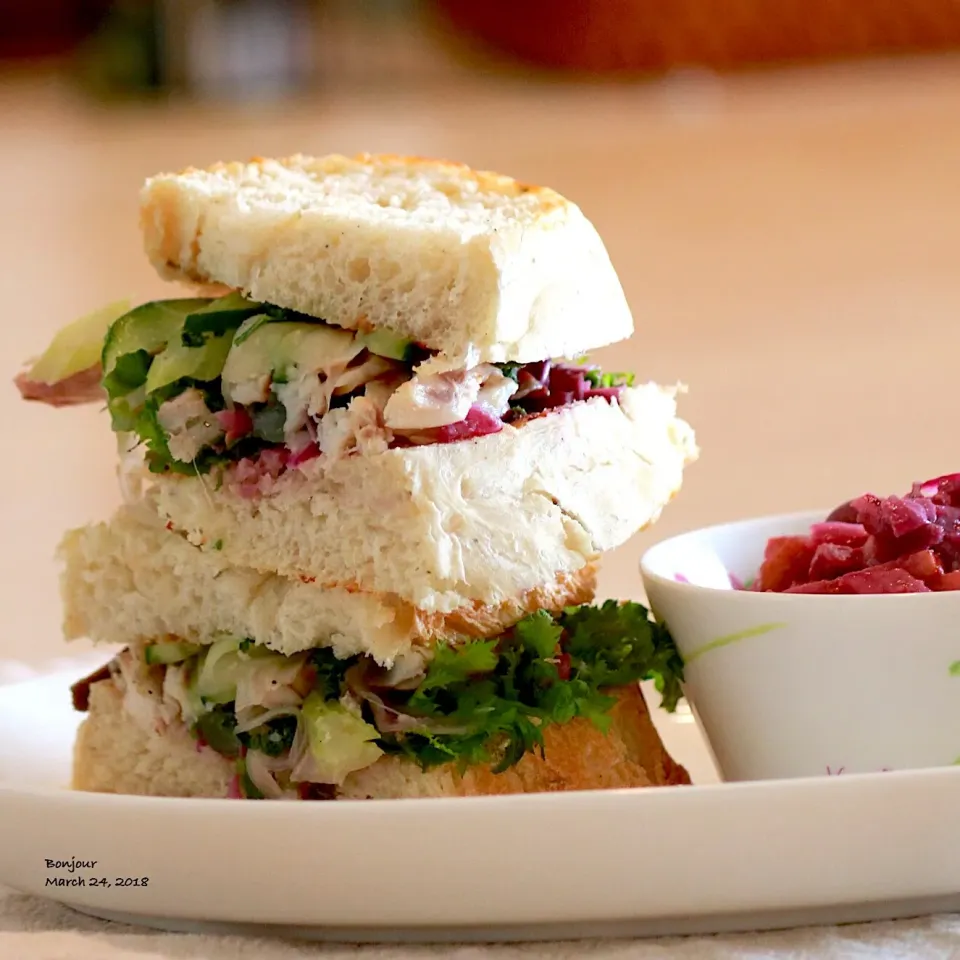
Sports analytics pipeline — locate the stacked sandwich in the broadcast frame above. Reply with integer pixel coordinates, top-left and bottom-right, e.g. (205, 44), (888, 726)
(18, 154), (698, 800)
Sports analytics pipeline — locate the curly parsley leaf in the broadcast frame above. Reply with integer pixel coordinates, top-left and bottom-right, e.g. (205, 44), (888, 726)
(382, 600), (684, 773)
(244, 715), (298, 757)
(413, 640), (498, 695)
(514, 609), (562, 659)
(560, 600), (685, 711)
(309, 648), (356, 701)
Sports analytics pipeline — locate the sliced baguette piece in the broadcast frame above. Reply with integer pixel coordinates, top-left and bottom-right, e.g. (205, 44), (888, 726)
(140, 153), (634, 365)
(149, 384), (697, 613)
(74, 679), (689, 799)
(59, 507), (596, 664)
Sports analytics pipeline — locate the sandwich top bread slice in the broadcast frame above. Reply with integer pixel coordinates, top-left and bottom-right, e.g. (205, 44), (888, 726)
(140, 154), (634, 366)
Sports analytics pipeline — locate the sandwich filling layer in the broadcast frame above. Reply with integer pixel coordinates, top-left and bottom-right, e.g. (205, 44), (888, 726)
(19, 294), (637, 481)
(72, 602), (683, 800)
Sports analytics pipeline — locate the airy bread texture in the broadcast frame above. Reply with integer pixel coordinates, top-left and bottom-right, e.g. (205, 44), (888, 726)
(74, 679), (690, 799)
(150, 385), (697, 613)
(140, 153), (634, 365)
(74, 681), (235, 798)
(59, 507), (596, 663)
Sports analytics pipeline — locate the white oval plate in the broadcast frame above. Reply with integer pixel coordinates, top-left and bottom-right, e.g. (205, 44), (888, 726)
(1, 669), (960, 943)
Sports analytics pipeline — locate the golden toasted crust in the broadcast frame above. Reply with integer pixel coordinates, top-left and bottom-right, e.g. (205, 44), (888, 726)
(165, 153), (563, 206)
(344, 153), (563, 205)
(407, 565), (597, 642)
(142, 153), (567, 287)
(340, 683), (690, 798)
(73, 680), (689, 800)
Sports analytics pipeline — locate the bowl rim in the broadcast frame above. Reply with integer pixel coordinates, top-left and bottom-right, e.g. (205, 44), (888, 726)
(639, 508), (960, 602)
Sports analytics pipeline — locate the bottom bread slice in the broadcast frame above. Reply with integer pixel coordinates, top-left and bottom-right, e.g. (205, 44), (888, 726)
(75, 679), (690, 799)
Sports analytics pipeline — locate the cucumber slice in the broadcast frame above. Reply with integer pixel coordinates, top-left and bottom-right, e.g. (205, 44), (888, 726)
(233, 313), (272, 346)
(221, 322), (358, 395)
(144, 641), (202, 666)
(181, 292), (266, 347)
(103, 296), (252, 406)
(144, 331), (233, 394)
(102, 299), (210, 378)
(27, 300), (130, 385)
(195, 637), (247, 704)
(357, 328), (416, 362)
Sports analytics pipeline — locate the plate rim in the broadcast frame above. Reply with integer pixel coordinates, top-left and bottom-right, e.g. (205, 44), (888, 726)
(5, 664), (960, 937)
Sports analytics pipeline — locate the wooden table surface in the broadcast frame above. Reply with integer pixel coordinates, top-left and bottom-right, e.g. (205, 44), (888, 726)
(3, 56), (960, 665)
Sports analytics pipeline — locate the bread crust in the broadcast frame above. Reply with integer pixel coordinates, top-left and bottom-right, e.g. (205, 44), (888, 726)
(73, 679), (689, 799)
(139, 153), (635, 364)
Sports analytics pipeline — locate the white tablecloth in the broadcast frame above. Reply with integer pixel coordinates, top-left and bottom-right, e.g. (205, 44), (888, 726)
(2, 886), (960, 959)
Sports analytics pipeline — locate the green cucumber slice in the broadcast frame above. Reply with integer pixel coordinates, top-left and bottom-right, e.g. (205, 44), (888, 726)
(101, 299), (210, 378)
(144, 332), (234, 394)
(181, 292), (266, 347)
(144, 641), (202, 666)
(356, 328), (416, 362)
(221, 322), (358, 392)
(28, 300), (130, 384)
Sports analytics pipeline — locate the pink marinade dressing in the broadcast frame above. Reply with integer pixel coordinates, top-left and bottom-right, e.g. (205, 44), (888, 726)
(749, 473), (960, 594)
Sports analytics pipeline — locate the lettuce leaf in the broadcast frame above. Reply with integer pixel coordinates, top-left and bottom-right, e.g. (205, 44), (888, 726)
(301, 693), (383, 783)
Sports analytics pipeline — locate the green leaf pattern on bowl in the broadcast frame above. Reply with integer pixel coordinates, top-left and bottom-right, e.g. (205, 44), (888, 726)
(682, 622), (787, 665)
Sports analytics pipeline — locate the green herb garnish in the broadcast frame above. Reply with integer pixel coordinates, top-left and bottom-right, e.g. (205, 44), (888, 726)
(182, 602), (684, 777)
(245, 716), (298, 757)
(583, 369), (636, 389)
(382, 600), (683, 772)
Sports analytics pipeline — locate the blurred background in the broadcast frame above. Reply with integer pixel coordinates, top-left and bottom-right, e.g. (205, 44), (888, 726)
(2, 1), (960, 668)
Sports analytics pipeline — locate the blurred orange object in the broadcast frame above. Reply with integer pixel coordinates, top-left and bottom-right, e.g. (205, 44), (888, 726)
(434, 0), (960, 73)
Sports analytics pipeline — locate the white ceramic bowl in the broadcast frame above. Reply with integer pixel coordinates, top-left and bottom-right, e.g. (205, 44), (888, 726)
(640, 510), (960, 782)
